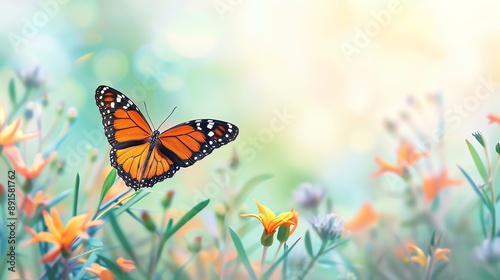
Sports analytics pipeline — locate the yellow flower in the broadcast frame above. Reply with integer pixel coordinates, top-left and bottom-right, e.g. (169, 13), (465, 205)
(404, 244), (451, 270)
(3, 145), (53, 180)
(23, 208), (102, 263)
(116, 256), (136, 272)
(0, 102), (39, 146)
(86, 263), (115, 280)
(240, 200), (295, 235)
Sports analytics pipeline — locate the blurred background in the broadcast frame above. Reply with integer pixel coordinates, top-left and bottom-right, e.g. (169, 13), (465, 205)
(2, 0), (500, 278)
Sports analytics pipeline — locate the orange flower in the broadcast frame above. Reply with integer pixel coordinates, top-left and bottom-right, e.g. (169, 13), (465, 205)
(404, 244), (451, 270)
(344, 203), (379, 232)
(24, 209), (102, 263)
(240, 200), (295, 235)
(422, 171), (462, 202)
(116, 257), (136, 272)
(372, 142), (427, 177)
(487, 114), (500, 125)
(0, 102), (39, 146)
(18, 190), (49, 217)
(3, 145), (52, 179)
(86, 263), (115, 280)
(284, 208), (299, 236)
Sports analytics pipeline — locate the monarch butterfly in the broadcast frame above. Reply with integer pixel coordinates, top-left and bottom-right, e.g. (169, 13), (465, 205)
(95, 85), (239, 191)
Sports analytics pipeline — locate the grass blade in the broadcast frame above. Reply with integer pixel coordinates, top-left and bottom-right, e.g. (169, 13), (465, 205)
(159, 199), (210, 253)
(466, 140), (488, 181)
(229, 227), (257, 280)
(109, 214), (138, 263)
(73, 173), (80, 216)
(96, 169), (116, 215)
(8, 79), (16, 107)
(263, 237), (301, 279)
(73, 251), (97, 280)
(47, 189), (72, 208)
(458, 165), (489, 208)
(98, 255), (133, 280)
(304, 230), (314, 257)
(234, 174), (273, 205)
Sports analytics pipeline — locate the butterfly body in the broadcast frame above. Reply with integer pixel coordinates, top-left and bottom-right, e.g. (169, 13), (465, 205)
(95, 85), (239, 191)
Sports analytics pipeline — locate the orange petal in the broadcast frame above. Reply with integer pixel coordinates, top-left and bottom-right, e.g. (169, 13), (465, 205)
(344, 203), (378, 232)
(371, 157), (403, 177)
(434, 248), (451, 263)
(116, 257), (136, 272)
(422, 171), (461, 202)
(487, 114), (500, 125)
(406, 245), (427, 270)
(43, 210), (62, 240)
(41, 245), (62, 263)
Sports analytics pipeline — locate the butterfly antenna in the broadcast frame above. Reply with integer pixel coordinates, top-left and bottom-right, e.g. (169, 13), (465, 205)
(143, 102), (156, 130)
(158, 106), (177, 129)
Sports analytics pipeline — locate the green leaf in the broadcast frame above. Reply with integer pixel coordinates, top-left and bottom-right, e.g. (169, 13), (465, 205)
(304, 230), (314, 257)
(458, 165), (489, 209)
(228, 227), (257, 280)
(73, 251), (98, 280)
(96, 169), (117, 214)
(263, 237), (301, 279)
(110, 191), (149, 218)
(73, 173), (80, 216)
(479, 202), (487, 239)
(99, 255), (133, 280)
(171, 253), (196, 280)
(159, 199), (210, 253)
(47, 189), (73, 209)
(8, 79), (16, 107)
(86, 238), (103, 248)
(466, 140), (488, 181)
(233, 174), (273, 205)
(109, 214), (138, 263)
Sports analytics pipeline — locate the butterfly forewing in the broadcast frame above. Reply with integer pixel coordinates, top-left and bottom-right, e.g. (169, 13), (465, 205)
(95, 85), (239, 191)
(95, 86), (152, 147)
(158, 119), (239, 167)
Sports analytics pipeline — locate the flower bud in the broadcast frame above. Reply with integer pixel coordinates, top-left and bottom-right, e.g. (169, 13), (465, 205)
(24, 102), (35, 120)
(188, 235), (202, 253)
(261, 230), (275, 247)
(496, 142), (500, 155)
(277, 224), (291, 243)
(56, 102), (65, 115)
(161, 190), (174, 209)
(67, 107), (78, 124)
(214, 202), (227, 222)
(87, 147), (98, 162)
(0, 184), (5, 201)
(472, 131), (485, 147)
(41, 92), (49, 107)
(141, 211), (156, 232)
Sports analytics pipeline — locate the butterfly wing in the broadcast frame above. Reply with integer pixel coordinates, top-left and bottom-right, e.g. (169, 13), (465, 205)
(95, 86), (239, 191)
(157, 119), (239, 168)
(95, 85), (168, 190)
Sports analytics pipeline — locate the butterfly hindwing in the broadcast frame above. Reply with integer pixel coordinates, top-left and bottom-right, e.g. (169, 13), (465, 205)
(95, 85), (239, 191)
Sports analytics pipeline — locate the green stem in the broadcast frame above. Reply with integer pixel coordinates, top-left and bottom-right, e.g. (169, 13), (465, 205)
(296, 242), (327, 280)
(483, 143), (497, 239)
(271, 242), (283, 266)
(260, 246), (268, 276)
(6, 88), (31, 123)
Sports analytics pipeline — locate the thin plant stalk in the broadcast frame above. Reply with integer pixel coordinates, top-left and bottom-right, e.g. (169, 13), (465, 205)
(296, 242), (327, 280)
(260, 246), (268, 275)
